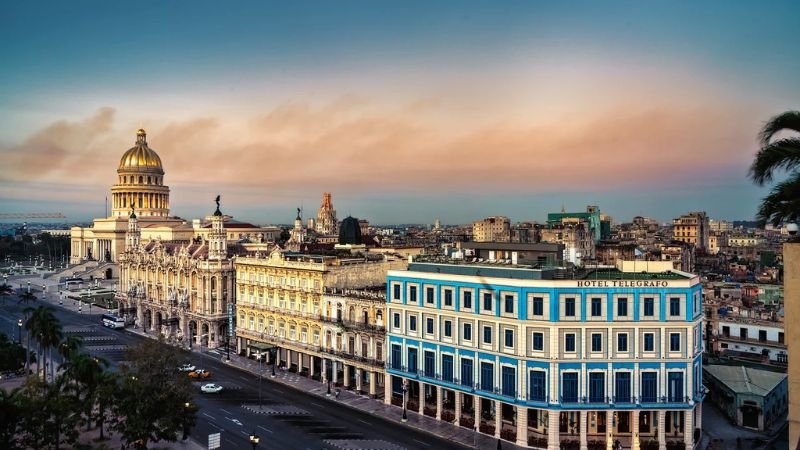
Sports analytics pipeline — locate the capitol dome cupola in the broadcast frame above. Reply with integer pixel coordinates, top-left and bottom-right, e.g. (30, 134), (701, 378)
(110, 128), (171, 218)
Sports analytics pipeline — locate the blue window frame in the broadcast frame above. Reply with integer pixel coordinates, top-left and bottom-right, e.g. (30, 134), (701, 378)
(529, 370), (546, 402)
(504, 329), (514, 348)
(532, 296), (544, 316)
(591, 333), (602, 352)
(615, 372), (631, 403)
(643, 297), (655, 316)
(463, 323), (472, 341)
(480, 362), (494, 392)
(617, 297), (628, 316)
(393, 313), (400, 328)
(460, 358), (473, 387)
(463, 291), (473, 309)
(562, 372), (578, 403)
(670, 333), (681, 352)
(424, 351), (435, 378)
(591, 297), (602, 317)
(444, 320), (452, 337)
(393, 284), (401, 300)
(617, 333), (628, 352)
(644, 333), (654, 352)
(409, 316), (417, 331)
(483, 293), (493, 312)
(504, 295), (514, 314)
(565, 297), (576, 317)
(532, 332), (544, 351)
(641, 372), (657, 403)
(444, 290), (453, 306)
(501, 366), (516, 397)
(589, 372), (605, 403)
(483, 326), (492, 344)
(409, 286), (417, 303)
(442, 355), (454, 382)
(669, 297), (680, 316)
(426, 287), (434, 304)
(565, 333), (576, 352)
(668, 372), (684, 402)
(391, 344), (401, 370)
(426, 318), (434, 334)
(407, 348), (418, 373)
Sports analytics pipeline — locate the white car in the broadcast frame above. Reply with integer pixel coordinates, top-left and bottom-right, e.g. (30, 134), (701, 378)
(201, 383), (223, 394)
(178, 364), (196, 372)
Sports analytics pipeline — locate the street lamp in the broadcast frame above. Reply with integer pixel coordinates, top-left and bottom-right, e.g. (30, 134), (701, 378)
(401, 379), (408, 422)
(27, 281), (30, 294)
(258, 354), (264, 410)
(271, 347), (277, 378)
(17, 319), (22, 344)
(249, 432), (260, 450)
(182, 402), (190, 440)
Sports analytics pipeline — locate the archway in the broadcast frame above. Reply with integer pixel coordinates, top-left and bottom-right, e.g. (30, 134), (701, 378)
(188, 320), (198, 347)
(155, 312), (164, 335)
(143, 309), (153, 332)
(201, 323), (210, 347)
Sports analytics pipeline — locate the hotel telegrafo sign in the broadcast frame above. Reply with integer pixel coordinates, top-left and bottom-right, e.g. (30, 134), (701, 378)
(574, 280), (671, 288)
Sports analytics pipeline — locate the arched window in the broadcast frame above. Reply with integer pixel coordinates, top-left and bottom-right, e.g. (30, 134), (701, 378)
(139, 176), (143, 184)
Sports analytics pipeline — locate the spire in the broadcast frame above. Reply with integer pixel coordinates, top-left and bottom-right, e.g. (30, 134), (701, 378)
(130, 205), (137, 219)
(561, 202), (566, 213)
(136, 128), (147, 145)
(213, 194), (222, 216)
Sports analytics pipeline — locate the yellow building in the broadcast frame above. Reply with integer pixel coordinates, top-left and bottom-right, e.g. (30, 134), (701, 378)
(672, 211), (710, 251)
(472, 216), (511, 242)
(234, 250), (405, 396)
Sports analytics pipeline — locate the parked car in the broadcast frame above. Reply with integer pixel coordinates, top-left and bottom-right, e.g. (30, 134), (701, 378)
(200, 383), (223, 394)
(178, 364), (196, 372)
(188, 369), (210, 379)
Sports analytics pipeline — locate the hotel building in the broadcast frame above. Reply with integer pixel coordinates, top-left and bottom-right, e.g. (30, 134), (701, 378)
(385, 259), (704, 450)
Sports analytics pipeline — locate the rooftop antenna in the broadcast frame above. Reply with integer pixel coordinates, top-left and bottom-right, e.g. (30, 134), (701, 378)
(105, 195), (108, 218)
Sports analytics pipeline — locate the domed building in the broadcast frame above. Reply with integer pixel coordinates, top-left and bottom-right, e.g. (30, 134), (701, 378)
(111, 129), (171, 217)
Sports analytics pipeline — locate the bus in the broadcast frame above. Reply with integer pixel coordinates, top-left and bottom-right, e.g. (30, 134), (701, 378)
(102, 314), (125, 329)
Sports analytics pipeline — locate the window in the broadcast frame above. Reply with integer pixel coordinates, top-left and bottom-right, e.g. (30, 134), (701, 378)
(591, 298), (602, 317)
(644, 297), (655, 317)
(393, 313), (400, 328)
(562, 372), (578, 403)
(641, 372), (658, 403)
(668, 372), (684, 402)
(615, 372), (631, 403)
(426, 287), (434, 304)
(779, 332), (785, 344)
(740, 328), (748, 340)
(722, 325), (730, 337)
(589, 372), (605, 403)
(480, 362), (494, 392)
(463, 323), (473, 341)
(565, 333), (576, 352)
(643, 333), (654, 352)
(532, 296), (544, 316)
(759, 330), (767, 342)
(617, 333), (628, 352)
(393, 284), (401, 300)
(426, 318), (434, 334)
(483, 292), (493, 312)
(591, 333), (602, 352)
(564, 297), (576, 317)
(391, 344), (401, 370)
(669, 297), (680, 316)
(463, 291), (473, 309)
(670, 333), (681, 352)
(442, 355), (454, 382)
(424, 351), (435, 377)
(409, 316), (417, 332)
(461, 358), (473, 387)
(532, 332), (544, 351)
(407, 348), (418, 373)
(617, 297), (628, 317)
(444, 320), (452, 338)
(409, 286), (418, 303)
(444, 290), (453, 307)
(504, 295), (514, 314)
(529, 370), (546, 402)
(504, 329), (514, 348)
(483, 326), (493, 345)
(501, 366), (516, 397)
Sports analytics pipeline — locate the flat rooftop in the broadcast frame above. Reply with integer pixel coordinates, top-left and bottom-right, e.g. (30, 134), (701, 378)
(406, 261), (693, 281)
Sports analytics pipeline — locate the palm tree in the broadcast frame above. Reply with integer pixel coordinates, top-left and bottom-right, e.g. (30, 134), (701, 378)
(58, 335), (84, 362)
(749, 110), (800, 227)
(23, 306), (61, 381)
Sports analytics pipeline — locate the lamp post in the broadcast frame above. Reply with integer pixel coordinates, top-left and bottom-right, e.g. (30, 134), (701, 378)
(182, 402), (190, 440)
(401, 379), (408, 422)
(249, 432), (260, 450)
(271, 347), (277, 378)
(27, 281), (30, 294)
(17, 319), (22, 344)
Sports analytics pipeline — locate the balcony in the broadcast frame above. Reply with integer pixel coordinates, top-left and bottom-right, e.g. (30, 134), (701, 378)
(718, 334), (785, 348)
(320, 316), (385, 333)
(321, 348), (383, 368)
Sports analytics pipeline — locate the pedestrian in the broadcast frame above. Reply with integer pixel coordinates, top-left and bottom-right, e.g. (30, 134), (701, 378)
(335, 388), (340, 400)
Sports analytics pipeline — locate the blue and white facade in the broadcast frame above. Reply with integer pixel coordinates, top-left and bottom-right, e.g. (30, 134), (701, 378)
(385, 262), (704, 450)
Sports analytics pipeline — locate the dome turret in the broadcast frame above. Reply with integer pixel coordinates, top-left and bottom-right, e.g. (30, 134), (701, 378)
(118, 129), (164, 174)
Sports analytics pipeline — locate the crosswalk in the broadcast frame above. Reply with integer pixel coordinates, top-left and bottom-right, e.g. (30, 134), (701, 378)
(324, 440), (407, 450)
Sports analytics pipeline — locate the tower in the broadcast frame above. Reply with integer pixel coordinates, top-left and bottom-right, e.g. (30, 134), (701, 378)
(315, 192), (338, 235)
(208, 195), (227, 260)
(125, 207), (140, 250)
(111, 128), (171, 218)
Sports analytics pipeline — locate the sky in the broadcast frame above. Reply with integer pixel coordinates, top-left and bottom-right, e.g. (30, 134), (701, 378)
(1, 1), (799, 225)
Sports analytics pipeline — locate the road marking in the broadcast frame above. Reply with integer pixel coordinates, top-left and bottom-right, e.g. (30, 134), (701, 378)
(240, 430), (249, 436)
(207, 422), (223, 430)
(220, 408), (232, 415)
(238, 375), (250, 381)
(357, 419), (371, 425)
(413, 439), (431, 447)
(273, 388), (284, 393)
(311, 402), (323, 408)
(202, 412), (216, 420)
(257, 425), (273, 434)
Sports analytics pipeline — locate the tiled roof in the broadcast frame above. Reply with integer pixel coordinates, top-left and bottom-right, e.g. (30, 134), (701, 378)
(704, 365), (786, 396)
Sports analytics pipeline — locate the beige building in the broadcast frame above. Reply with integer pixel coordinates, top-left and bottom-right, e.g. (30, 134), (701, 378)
(472, 216), (511, 242)
(786, 243), (800, 448)
(315, 192), (338, 235)
(672, 211), (710, 251)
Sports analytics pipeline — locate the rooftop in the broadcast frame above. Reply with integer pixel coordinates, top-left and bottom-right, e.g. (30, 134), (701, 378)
(704, 365), (786, 397)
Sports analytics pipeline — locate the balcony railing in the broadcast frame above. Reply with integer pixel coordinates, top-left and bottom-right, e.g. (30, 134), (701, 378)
(718, 334), (785, 347)
(320, 348), (383, 367)
(320, 316), (385, 333)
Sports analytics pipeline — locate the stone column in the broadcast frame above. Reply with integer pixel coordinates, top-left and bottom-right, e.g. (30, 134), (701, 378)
(683, 409), (694, 450)
(369, 371), (377, 397)
(696, 403), (702, 429)
(454, 392), (462, 426)
(322, 359), (328, 383)
(384, 374), (393, 405)
(658, 411), (666, 450)
(580, 411), (588, 450)
(297, 352), (304, 374)
(494, 400), (502, 438)
(548, 409), (560, 450)
(343, 365), (351, 388)
(475, 395), (482, 433)
(632, 411), (641, 450)
(516, 406), (529, 447)
(332, 361), (338, 385)
(436, 386), (443, 420)
(356, 368), (363, 393)
(418, 382), (424, 414)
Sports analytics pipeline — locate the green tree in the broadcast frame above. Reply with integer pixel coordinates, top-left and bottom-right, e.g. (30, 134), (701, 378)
(0, 333), (26, 371)
(749, 110), (800, 227)
(15, 376), (81, 450)
(112, 338), (197, 449)
(23, 306), (62, 381)
(0, 387), (21, 450)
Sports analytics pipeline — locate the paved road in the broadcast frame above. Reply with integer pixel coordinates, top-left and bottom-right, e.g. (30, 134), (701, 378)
(1, 293), (471, 450)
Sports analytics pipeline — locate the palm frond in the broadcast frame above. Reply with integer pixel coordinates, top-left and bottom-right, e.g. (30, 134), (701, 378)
(755, 172), (800, 227)
(749, 138), (800, 185)
(759, 110), (800, 146)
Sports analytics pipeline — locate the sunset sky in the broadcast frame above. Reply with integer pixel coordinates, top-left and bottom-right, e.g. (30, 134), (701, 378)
(2, 1), (799, 225)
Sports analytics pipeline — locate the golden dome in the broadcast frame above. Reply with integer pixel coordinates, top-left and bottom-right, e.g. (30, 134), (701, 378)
(118, 128), (164, 173)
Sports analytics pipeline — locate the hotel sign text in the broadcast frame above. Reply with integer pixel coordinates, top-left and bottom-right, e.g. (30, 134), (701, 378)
(575, 280), (671, 288)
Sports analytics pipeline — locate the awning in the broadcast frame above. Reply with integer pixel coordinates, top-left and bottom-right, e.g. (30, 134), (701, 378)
(247, 342), (275, 351)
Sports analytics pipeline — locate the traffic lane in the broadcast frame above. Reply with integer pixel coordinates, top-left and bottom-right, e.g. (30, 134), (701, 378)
(190, 354), (470, 450)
